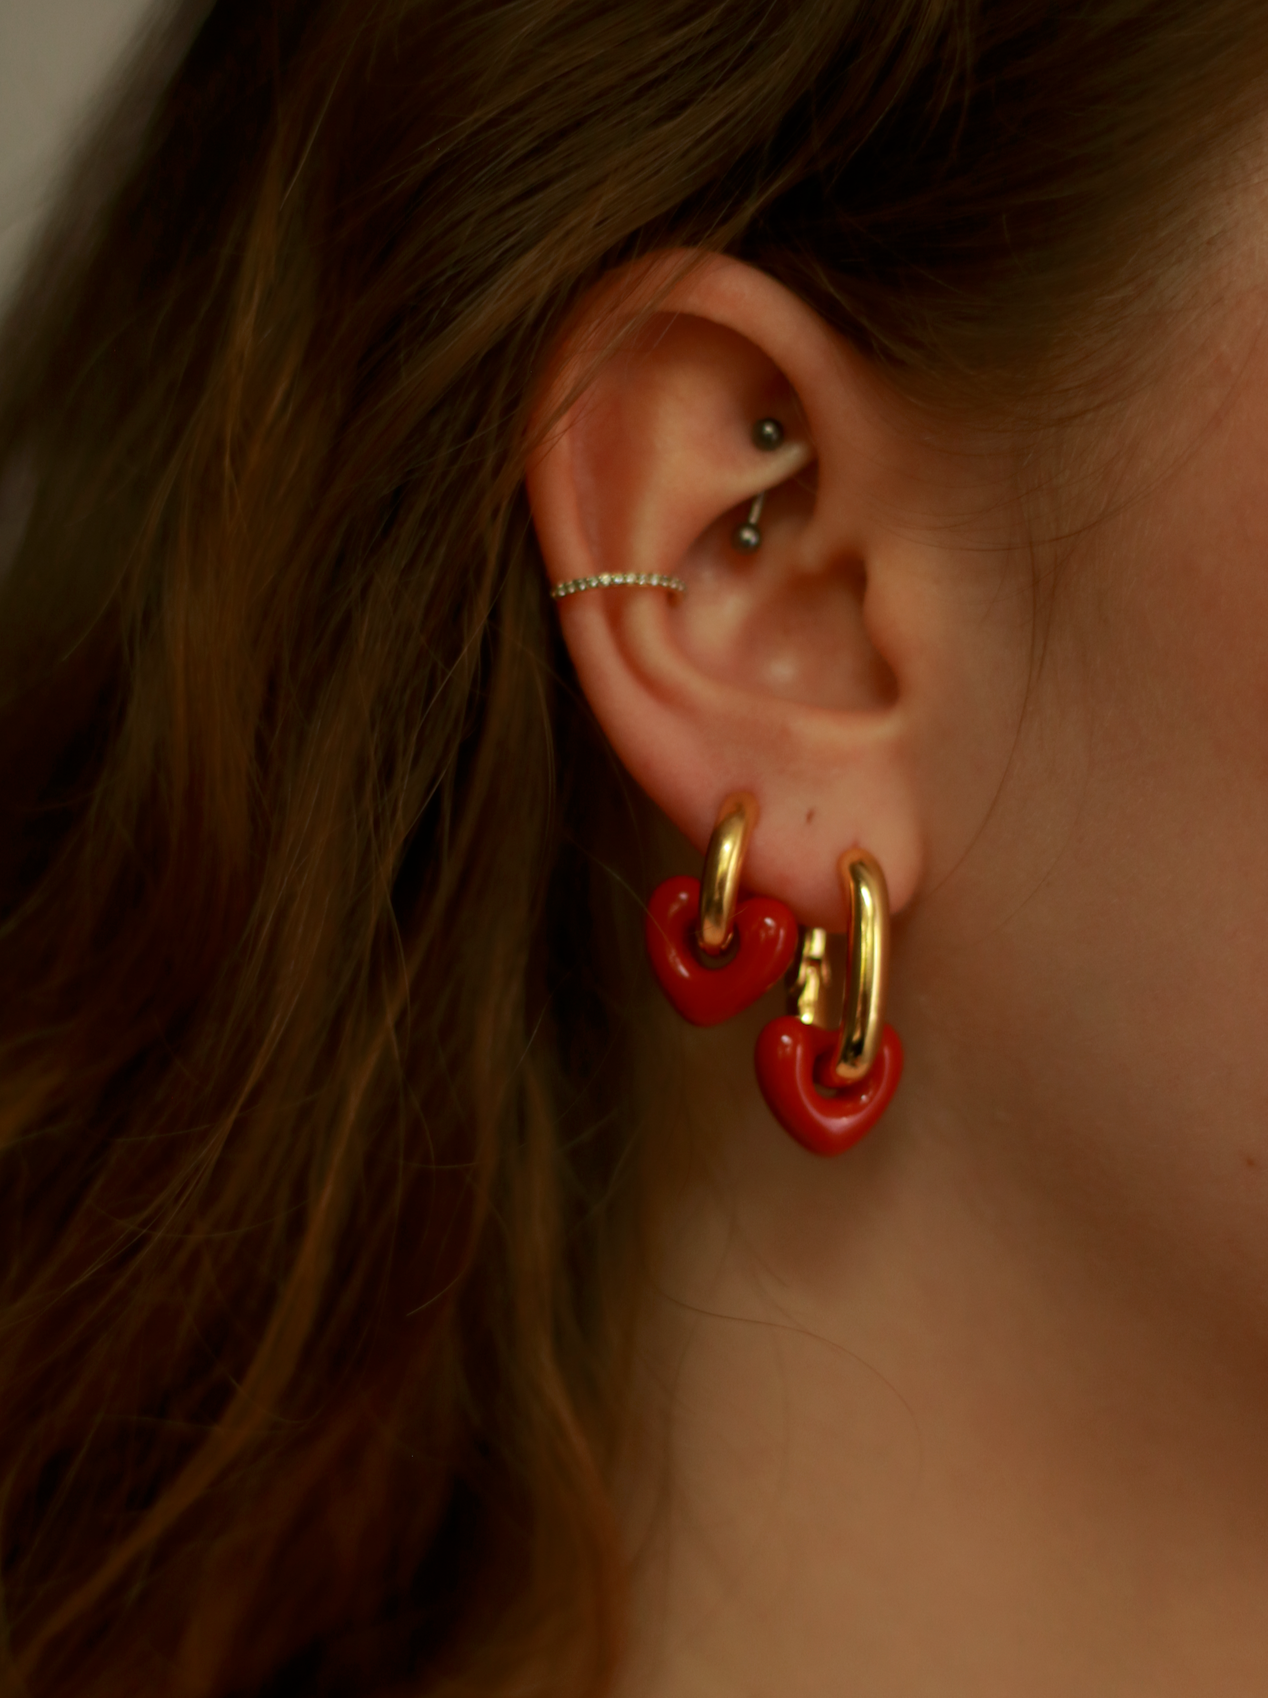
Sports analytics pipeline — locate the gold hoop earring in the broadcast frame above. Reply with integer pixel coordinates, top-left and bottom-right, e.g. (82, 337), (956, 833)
(829, 849), (890, 1082)
(696, 793), (757, 956)
(756, 847), (903, 1156)
(644, 792), (800, 1026)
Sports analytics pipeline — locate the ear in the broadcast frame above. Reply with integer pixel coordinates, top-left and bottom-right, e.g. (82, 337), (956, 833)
(526, 251), (931, 927)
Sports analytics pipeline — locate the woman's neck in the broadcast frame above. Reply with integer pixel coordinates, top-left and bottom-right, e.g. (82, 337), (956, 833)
(614, 983), (1268, 1698)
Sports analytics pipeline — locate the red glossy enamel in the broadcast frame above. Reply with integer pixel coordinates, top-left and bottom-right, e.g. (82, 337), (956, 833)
(754, 1017), (904, 1156)
(645, 876), (800, 1027)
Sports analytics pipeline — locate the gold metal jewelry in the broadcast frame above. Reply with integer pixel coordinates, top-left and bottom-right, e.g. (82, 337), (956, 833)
(786, 848), (891, 1083)
(696, 792), (759, 955)
(787, 927), (848, 1028)
(550, 571), (686, 601)
(831, 849), (890, 1082)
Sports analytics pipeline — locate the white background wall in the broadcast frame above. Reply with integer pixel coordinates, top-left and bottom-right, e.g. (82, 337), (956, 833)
(0, 0), (160, 300)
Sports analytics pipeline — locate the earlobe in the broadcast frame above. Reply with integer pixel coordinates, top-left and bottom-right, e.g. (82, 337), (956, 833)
(525, 251), (925, 926)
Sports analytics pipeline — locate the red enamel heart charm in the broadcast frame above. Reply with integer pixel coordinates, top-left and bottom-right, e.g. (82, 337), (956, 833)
(754, 1016), (904, 1156)
(645, 876), (800, 1027)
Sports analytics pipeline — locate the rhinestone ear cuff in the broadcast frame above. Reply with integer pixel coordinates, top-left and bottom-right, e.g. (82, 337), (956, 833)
(549, 570), (686, 601)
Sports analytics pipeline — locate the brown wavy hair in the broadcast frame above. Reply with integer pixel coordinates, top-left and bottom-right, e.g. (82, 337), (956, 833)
(1, 1), (1266, 1692)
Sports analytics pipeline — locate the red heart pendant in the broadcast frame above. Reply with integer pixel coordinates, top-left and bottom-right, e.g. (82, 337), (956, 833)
(754, 1016), (904, 1156)
(645, 876), (799, 1027)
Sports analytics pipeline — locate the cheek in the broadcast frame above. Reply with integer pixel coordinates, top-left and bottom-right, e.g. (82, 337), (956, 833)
(938, 404), (1268, 1304)
(1083, 398), (1268, 891)
(1137, 439), (1268, 749)
(897, 374), (1268, 1326)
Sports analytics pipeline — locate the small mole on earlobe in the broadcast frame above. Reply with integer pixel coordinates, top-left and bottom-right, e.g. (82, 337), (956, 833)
(805, 808), (815, 824)
(1245, 1153), (1260, 1171)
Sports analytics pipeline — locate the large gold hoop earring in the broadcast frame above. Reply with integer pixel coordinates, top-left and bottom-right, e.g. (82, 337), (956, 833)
(755, 845), (903, 1156)
(830, 848), (891, 1083)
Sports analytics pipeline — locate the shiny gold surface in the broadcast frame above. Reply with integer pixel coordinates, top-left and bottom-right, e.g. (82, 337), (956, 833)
(831, 848), (891, 1083)
(697, 793), (759, 954)
(787, 927), (849, 1029)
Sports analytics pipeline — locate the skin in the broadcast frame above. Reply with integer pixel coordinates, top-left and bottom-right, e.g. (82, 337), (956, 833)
(527, 176), (1268, 1694)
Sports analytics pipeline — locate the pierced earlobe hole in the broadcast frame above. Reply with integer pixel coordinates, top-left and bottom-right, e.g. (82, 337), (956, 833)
(753, 417), (785, 451)
(689, 927), (743, 970)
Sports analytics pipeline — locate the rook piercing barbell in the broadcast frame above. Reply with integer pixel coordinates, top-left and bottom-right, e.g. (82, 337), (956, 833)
(732, 417), (785, 552)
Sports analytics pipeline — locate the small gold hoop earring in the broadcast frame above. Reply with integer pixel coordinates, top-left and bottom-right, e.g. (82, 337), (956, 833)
(644, 791), (800, 1025)
(696, 792), (758, 955)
